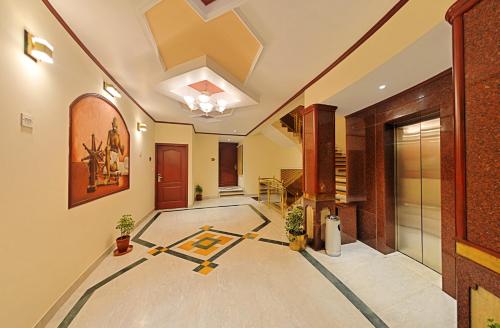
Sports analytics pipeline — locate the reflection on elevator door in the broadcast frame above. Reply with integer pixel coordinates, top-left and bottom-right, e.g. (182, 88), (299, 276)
(395, 118), (442, 273)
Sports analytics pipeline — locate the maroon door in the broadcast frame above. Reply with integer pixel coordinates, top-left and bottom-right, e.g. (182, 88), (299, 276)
(219, 142), (238, 187)
(156, 144), (188, 209)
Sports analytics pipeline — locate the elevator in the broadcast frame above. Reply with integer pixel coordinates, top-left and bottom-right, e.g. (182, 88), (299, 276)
(395, 118), (441, 273)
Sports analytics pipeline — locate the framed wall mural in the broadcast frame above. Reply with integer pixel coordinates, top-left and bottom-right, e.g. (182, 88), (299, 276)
(69, 94), (130, 208)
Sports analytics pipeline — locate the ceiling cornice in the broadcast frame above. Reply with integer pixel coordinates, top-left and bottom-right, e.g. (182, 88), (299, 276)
(42, 0), (409, 137)
(246, 0), (410, 135)
(41, 0), (155, 122)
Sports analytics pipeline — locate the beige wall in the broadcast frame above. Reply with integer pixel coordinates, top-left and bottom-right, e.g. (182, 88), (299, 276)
(154, 123), (194, 205)
(0, 1), (155, 327)
(242, 134), (302, 194)
(304, 0), (454, 106)
(193, 134), (219, 198)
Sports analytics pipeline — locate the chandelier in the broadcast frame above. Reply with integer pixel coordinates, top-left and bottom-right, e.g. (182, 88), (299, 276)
(183, 92), (228, 116)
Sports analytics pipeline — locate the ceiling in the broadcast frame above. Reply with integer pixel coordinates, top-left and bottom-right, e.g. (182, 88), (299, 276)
(145, 0), (262, 82)
(325, 21), (452, 116)
(49, 0), (399, 134)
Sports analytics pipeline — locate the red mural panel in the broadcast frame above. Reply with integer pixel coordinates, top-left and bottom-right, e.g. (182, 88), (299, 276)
(69, 94), (130, 208)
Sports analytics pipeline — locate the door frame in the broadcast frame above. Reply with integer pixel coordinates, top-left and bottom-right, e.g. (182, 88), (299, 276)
(155, 143), (188, 210)
(218, 142), (238, 187)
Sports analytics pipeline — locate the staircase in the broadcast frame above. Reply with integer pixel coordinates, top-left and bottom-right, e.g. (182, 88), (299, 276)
(274, 108), (348, 204)
(268, 106), (303, 150)
(281, 169), (303, 205)
(335, 147), (347, 203)
(218, 186), (244, 197)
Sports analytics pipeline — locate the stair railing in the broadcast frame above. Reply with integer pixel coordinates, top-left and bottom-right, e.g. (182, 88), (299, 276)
(257, 177), (288, 218)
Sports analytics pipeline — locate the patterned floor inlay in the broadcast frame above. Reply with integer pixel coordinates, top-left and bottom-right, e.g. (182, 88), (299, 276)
(55, 203), (391, 328)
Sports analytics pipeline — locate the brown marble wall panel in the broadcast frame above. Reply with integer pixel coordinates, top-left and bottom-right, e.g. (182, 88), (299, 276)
(302, 104), (337, 250)
(463, 0), (500, 254)
(357, 209), (376, 249)
(456, 256), (500, 328)
(345, 69), (456, 297)
(317, 109), (336, 195)
(346, 116), (366, 201)
(441, 113), (457, 295)
(337, 203), (357, 244)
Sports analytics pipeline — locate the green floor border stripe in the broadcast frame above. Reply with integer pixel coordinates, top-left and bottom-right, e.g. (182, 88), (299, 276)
(167, 230), (204, 248)
(258, 238), (290, 246)
(208, 238), (245, 262)
(300, 250), (389, 328)
(58, 258), (148, 328)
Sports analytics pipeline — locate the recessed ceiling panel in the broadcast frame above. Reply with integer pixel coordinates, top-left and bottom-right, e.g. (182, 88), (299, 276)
(145, 0), (262, 82)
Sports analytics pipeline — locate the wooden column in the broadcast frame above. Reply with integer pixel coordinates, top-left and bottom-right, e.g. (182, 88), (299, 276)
(302, 104), (337, 250)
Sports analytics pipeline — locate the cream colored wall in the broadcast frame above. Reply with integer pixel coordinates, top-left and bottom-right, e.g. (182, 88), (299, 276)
(242, 134), (302, 195)
(193, 134), (219, 198)
(304, 0), (454, 106)
(335, 115), (346, 154)
(154, 123), (194, 205)
(0, 1), (155, 327)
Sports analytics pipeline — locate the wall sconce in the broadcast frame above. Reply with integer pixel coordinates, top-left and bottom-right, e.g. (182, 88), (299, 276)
(103, 82), (122, 98)
(137, 122), (147, 132)
(24, 30), (54, 64)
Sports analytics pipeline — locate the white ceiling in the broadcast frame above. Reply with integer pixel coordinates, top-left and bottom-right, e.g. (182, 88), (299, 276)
(49, 0), (398, 134)
(325, 22), (452, 116)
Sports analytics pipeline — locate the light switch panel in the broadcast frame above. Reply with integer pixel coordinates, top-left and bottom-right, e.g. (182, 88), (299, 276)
(21, 113), (33, 128)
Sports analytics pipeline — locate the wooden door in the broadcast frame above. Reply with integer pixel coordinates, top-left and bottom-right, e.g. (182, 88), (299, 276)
(156, 144), (188, 209)
(219, 142), (238, 187)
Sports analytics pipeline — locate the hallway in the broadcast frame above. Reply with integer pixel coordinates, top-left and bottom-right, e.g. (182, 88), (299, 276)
(48, 197), (455, 328)
(1, 1), (498, 326)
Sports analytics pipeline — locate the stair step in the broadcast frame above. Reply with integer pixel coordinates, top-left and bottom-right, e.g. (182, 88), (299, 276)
(220, 192), (245, 197)
(219, 186), (244, 197)
(336, 177), (346, 183)
(336, 185), (346, 192)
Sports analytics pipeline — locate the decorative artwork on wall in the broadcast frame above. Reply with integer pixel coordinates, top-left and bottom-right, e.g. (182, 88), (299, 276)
(69, 94), (130, 208)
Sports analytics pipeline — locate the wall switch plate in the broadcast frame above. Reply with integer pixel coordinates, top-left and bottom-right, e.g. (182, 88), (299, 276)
(21, 113), (33, 128)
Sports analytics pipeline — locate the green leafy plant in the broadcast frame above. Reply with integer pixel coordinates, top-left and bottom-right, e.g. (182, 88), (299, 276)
(488, 318), (500, 328)
(285, 206), (305, 241)
(195, 184), (203, 194)
(116, 214), (135, 237)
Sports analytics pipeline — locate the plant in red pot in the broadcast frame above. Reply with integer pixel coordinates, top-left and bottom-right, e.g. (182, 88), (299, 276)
(114, 214), (135, 256)
(195, 184), (203, 201)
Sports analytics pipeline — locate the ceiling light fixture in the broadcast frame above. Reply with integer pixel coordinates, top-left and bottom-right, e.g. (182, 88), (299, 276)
(182, 90), (229, 116)
(137, 122), (147, 132)
(103, 82), (122, 98)
(24, 30), (54, 64)
(378, 84), (387, 90)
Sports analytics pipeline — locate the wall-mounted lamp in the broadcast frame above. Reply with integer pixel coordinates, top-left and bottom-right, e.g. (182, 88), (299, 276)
(137, 122), (147, 132)
(24, 30), (54, 64)
(103, 82), (122, 98)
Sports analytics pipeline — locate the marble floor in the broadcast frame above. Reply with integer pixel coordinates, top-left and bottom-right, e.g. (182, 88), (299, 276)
(47, 197), (456, 328)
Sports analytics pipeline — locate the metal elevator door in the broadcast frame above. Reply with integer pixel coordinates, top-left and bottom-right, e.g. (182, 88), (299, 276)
(395, 118), (442, 273)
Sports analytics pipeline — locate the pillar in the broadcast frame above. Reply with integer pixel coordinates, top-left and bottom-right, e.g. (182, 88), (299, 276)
(302, 104), (337, 250)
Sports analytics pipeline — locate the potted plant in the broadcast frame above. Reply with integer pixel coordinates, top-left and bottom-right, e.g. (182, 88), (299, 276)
(195, 184), (203, 201)
(285, 206), (307, 251)
(115, 214), (135, 255)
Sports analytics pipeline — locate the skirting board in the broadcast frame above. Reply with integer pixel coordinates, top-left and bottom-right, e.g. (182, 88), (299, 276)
(34, 209), (155, 328)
